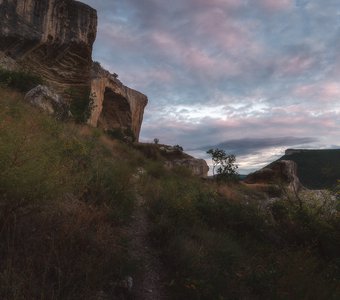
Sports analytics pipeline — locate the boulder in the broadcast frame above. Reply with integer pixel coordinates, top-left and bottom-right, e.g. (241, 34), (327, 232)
(244, 160), (302, 192)
(165, 158), (209, 177)
(24, 85), (69, 119)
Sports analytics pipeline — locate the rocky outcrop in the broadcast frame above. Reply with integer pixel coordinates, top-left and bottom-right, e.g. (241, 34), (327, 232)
(89, 63), (148, 141)
(24, 85), (69, 119)
(0, 0), (148, 140)
(0, 0), (97, 91)
(165, 158), (209, 177)
(244, 160), (302, 192)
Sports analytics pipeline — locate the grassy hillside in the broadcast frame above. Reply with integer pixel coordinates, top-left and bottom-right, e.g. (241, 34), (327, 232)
(0, 87), (143, 299)
(1, 86), (340, 299)
(280, 149), (340, 189)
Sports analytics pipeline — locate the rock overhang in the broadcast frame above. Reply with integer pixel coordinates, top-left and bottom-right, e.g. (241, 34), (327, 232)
(89, 63), (148, 141)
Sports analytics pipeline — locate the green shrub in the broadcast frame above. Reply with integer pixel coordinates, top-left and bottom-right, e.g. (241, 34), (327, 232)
(67, 88), (95, 123)
(0, 68), (43, 92)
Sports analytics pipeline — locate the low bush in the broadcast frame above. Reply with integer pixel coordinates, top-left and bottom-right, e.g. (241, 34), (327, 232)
(67, 87), (95, 123)
(0, 68), (43, 92)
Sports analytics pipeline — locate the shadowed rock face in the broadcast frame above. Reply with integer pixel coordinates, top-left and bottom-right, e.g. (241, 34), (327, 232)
(98, 88), (132, 131)
(0, 0), (97, 90)
(244, 160), (302, 192)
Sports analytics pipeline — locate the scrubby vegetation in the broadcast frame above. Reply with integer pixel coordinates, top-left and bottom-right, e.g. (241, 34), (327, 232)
(0, 87), (140, 299)
(1, 85), (340, 299)
(142, 169), (340, 299)
(66, 87), (95, 123)
(0, 68), (43, 93)
(106, 127), (136, 143)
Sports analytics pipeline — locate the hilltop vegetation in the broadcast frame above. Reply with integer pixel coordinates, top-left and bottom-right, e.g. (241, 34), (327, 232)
(0, 86), (340, 299)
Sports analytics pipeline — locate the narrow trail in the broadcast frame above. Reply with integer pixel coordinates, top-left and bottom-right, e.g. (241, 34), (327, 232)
(128, 190), (169, 300)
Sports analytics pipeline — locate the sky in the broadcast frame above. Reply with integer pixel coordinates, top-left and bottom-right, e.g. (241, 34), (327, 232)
(81, 0), (340, 173)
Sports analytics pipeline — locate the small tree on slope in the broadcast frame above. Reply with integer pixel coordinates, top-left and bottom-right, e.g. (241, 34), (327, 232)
(207, 148), (238, 181)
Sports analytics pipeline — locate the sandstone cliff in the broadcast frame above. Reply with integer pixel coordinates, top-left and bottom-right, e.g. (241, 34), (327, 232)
(0, 0), (148, 140)
(0, 0), (97, 90)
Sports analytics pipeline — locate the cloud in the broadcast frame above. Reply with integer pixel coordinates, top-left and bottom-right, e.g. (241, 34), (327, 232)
(200, 136), (318, 155)
(258, 0), (293, 11)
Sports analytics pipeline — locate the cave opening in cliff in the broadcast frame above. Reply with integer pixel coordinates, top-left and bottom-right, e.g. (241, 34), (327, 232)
(98, 88), (132, 134)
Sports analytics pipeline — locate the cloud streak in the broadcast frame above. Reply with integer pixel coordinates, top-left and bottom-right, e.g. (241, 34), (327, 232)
(200, 137), (318, 155)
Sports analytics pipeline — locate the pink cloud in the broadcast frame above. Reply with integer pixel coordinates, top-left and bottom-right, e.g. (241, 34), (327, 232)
(294, 81), (340, 101)
(278, 55), (315, 76)
(123, 68), (174, 89)
(187, 0), (243, 10)
(258, 0), (293, 11)
(193, 9), (263, 56)
(151, 29), (242, 77)
(150, 31), (184, 60)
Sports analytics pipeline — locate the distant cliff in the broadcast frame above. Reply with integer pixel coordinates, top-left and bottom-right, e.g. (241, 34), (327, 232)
(280, 149), (340, 189)
(246, 149), (340, 190)
(0, 0), (147, 140)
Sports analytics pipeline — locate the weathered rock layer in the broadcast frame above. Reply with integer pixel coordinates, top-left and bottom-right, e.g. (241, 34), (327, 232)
(0, 0), (148, 140)
(0, 0), (97, 90)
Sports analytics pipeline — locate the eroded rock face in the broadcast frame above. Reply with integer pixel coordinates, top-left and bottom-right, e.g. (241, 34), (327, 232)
(165, 158), (209, 177)
(244, 160), (302, 192)
(0, 0), (97, 91)
(89, 63), (148, 141)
